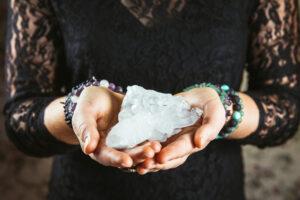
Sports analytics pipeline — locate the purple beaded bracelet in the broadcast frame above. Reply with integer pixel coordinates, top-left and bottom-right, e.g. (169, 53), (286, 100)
(63, 77), (123, 127)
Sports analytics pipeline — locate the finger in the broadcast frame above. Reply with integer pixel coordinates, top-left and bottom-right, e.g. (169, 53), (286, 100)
(150, 141), (162, 153)
(194, 100), (226, 149)
(136, 158), (156, 175)
(160, 155), (188, 170)
(137, 167), (159, 175)
(156, 133), (194, 164)
(123, 142), (155, 163)
(141, 158), (156, 169)
(123, 141), (161, 164)
(91, 143), (133, 168)
(72, 105), (100, 155)
(138, 156), (188, 174)
(137, 168), (149, 175)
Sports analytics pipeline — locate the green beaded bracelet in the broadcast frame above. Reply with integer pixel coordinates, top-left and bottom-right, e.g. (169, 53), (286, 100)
(217, 88), (244, 138)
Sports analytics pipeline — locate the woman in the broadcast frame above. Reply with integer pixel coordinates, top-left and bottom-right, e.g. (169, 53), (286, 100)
(4, 0), (300, 199)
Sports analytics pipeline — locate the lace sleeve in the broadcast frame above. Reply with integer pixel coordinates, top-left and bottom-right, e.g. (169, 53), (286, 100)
(3, 0), (76, 157)
(242, 0), (300, 148)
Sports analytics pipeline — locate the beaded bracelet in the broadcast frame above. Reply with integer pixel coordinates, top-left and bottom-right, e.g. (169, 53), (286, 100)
(218, 86), (244, 138)
(183, 83), (244, 138)
(63, 77), (123, 128)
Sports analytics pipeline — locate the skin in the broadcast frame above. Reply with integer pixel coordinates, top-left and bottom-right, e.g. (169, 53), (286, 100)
(136, 88), (259, 174)
(44, 86), (259, 172)
(45, 86), (161, 168)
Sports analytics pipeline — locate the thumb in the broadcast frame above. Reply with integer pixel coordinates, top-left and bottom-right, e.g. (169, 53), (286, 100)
(194, 100), (225, 149)
(72, 107), (100, 155)
(80, 122), (100, 154)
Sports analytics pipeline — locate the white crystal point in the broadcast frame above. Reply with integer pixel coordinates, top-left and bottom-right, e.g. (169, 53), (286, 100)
(106, 85), (203, 149)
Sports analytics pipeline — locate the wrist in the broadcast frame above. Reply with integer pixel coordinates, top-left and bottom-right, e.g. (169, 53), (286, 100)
(217, 87), (244, 138)
(45, 97), (79, 145)
(226, 93), (259, 139)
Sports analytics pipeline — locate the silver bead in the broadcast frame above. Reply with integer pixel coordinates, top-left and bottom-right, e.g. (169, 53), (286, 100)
(99, 79), (110, 88)
(70, 96), (79, 103)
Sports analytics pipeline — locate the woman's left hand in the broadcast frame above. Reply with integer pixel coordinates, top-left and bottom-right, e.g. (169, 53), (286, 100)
(136, 87), (227, 174)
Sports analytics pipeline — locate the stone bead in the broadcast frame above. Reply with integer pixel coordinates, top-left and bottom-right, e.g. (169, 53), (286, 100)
(99, 79), (109, 88)
(224, 99), (232, 106)
(233, 95), (240, 102)
(108, 83), (116, 91)
(70, 96), (78, 103)
(233, 104), (242, 111)
(230, 120), (238, 127)
(115, 86), (123, 93)
(232, 111), (241, 121)
(221, 84), (230, 91)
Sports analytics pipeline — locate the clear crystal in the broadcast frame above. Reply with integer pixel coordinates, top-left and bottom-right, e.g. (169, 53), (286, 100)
(106, 86), (203, 149)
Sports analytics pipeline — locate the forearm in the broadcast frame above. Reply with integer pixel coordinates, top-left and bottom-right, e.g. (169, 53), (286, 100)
(228, 90), (299, 148)
(3, 96), (78, 157)
(227, 92), (259, 140)
(44, 97), (79, 145)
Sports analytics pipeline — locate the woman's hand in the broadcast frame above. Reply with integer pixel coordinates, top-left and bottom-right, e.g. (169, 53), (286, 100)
(136, 125), (198, 174)
(72, 86), (161, 168)
(136, 87), (226, 174)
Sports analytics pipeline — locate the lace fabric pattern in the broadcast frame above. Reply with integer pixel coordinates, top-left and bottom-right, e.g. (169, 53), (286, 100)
(4, 0), (75, 156)
(120, 0), (187, 27)
(2, 0), (300, 199)
(244, 0), (300, 147)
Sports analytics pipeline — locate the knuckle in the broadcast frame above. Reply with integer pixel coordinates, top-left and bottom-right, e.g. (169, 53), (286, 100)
(96, 156), (110, 167)
(111, 154), (122, 166)
(98, 157), (110, 166)
(102, 148), (122, 167)
(202, 117), (211, 125)
(94, 150), (110, 166)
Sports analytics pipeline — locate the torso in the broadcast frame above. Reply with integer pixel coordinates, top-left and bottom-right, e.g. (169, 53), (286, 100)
(48, 1), (255, 199)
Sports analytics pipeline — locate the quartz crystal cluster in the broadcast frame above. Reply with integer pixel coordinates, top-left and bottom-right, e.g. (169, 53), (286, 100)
(106, 86), (203, 149)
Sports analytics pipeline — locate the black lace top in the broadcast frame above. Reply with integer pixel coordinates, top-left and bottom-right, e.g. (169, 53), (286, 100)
(3, 0), (300, 199)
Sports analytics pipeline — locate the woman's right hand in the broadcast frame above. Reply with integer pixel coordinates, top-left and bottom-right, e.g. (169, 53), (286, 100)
(72, 86), (161, 168)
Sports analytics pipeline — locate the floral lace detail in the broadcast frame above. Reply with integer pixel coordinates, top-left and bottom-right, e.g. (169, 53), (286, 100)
(120, 0), (187, 27)
(5, 0), (58, 97)
(4, 0), (73, 156)
(245, 0), (300, 147)
(10, 99), (36, 133)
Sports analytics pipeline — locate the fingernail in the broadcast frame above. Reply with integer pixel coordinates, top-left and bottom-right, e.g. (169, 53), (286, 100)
(200, 136), (209, 149)
(82, 132), (91, 152)
(82, 131), (90, 144)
